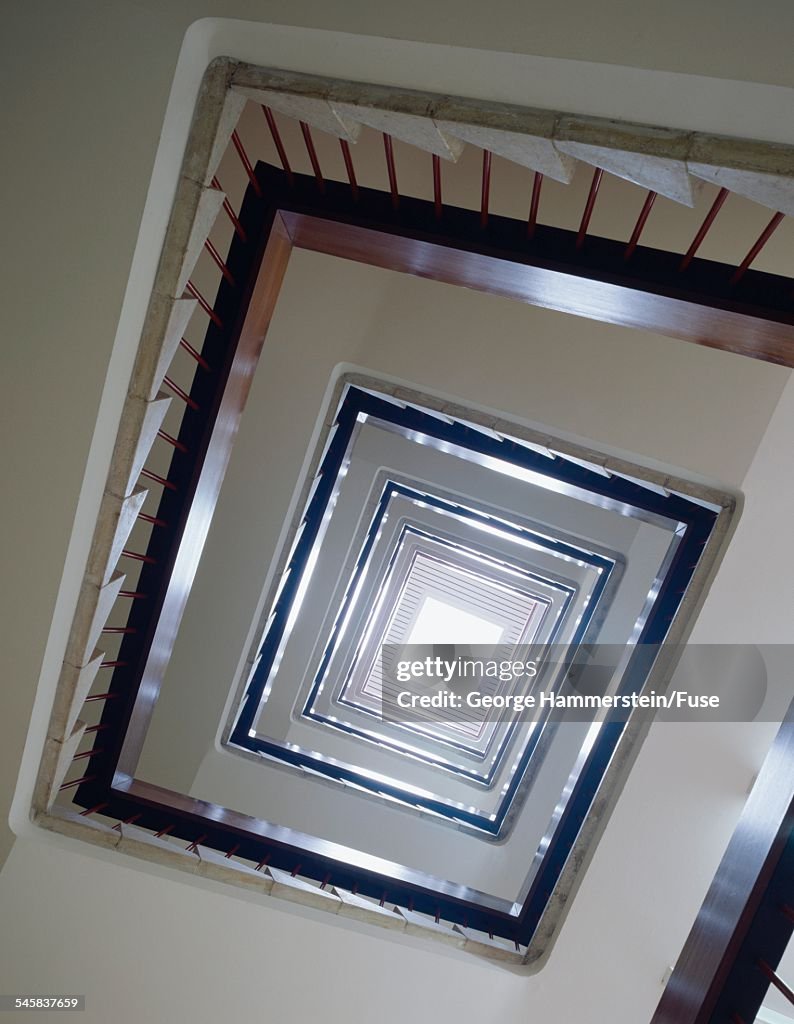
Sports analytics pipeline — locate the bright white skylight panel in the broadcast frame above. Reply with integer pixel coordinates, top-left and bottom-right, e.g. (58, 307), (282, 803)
(350, 546), (550, 747)
(406, 596), (505, 646)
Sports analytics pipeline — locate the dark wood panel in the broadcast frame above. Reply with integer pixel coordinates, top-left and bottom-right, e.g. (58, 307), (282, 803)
(116, 214), (294, 776)
(652, 710), (794, 1024)
(109, 775), (518, 923)
(282, 211), (794, 367)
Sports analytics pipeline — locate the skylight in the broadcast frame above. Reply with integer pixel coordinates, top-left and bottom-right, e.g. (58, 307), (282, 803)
(406, 595), (504, 647)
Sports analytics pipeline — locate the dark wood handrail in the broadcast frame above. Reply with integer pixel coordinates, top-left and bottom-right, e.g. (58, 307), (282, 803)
(652, 704), (794, 1023)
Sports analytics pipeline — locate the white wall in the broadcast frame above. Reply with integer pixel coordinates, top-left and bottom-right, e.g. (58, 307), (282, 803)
(0, 837), (532, 1023)
(3, 5), (794, 1024)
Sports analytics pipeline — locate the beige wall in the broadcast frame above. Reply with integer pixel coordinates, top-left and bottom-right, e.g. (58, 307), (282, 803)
(2, 4), (794, 1023)
(0, 837), (533, 1022)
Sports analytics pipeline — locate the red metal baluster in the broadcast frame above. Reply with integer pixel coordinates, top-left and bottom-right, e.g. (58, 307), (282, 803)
(527, 172), (543, 238)
(758, 959), (794, 1006)
(433, 155), (442, 220)
(730, 211), (785, 286)
(262, 106), (294, 185)
(72, 747), (104, 761)
(339, 139), (358, 200)
(576, 168), (604, 250)
(59, 775), (96, 791)
(157, 429), (188, 453)
(624, 191), (657, 261)
(79, 802), (110, 816)
(185, 281), (223, 328)
(211, 176), (247, 242)
(121, 549), (157, 564)
(383, 134), (399, 211)
(231, 129), (262, 197)
(480, 150), (492, 228)
(138, 512), (167, 528)
(139, 469), (177, 492)
(300, 122), (325, 193)
(202, 240), (235, 288)
(113, 813), (142, 832)
(162, 376), (199, 411)
(679, 187), (729, 271)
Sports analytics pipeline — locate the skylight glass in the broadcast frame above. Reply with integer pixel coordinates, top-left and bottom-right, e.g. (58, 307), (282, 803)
(345, 542), (552, 751)
(406, 595), (504, 646)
